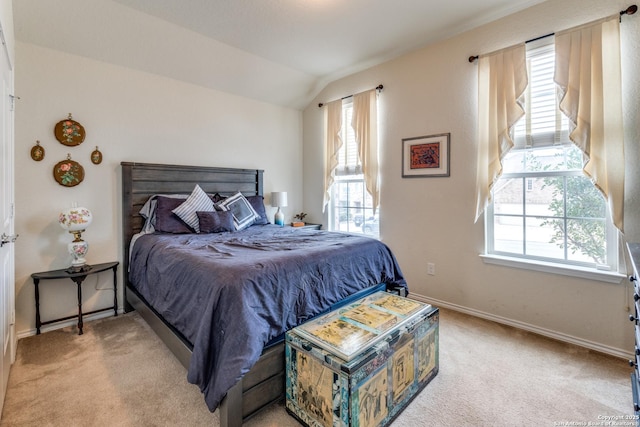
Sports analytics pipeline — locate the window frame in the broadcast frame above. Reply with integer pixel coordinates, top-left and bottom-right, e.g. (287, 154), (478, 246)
(327, 100), (380, 239)
(488, 170), (617, 251)
(482, 37), (623, 283)
(328, 176), (378, 235)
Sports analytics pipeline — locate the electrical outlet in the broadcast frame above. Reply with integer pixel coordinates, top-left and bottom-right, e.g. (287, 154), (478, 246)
(427, 262), (435, 276)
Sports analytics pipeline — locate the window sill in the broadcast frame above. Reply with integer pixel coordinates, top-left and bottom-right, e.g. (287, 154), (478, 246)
(479, 254), (626, 284)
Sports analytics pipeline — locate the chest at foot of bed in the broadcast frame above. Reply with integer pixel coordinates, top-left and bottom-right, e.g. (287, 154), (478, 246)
(285, 292), (439, 427)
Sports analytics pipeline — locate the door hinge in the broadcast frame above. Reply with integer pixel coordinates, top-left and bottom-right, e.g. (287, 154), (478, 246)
(0, 233), (17, 247)
(10, 310), (14, 326)
(8, 94), (18, 112)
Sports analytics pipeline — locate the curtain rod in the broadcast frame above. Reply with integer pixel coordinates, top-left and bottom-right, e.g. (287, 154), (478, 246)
(318, 85), (383, 108)
(467, 4), (637, 63)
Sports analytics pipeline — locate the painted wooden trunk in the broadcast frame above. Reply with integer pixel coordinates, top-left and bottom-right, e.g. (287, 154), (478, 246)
(285, 291), (439, 427)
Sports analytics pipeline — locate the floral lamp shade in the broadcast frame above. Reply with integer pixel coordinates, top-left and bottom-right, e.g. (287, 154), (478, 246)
(59, 206), (92, 271)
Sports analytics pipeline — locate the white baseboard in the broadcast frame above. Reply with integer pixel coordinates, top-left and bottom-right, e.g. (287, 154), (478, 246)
(409, 293), (633, 360)
(17, 308), (124, 340)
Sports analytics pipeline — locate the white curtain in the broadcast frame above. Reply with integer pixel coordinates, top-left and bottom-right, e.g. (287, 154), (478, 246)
(474, 44), (528, 222)
(322, 99), (343, 212)
(352, 89), (380, 213)
(554, 15), (625, 232)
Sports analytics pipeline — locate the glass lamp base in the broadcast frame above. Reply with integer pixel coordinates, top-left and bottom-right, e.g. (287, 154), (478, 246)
(274, 208), (284, 227)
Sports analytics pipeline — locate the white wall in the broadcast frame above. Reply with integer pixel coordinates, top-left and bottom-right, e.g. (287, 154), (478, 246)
(303, 0), (640, 356)
(14, 43), (303, 335)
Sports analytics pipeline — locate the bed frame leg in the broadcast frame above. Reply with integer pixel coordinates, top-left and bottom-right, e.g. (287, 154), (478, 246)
(219, 379), (243, 427)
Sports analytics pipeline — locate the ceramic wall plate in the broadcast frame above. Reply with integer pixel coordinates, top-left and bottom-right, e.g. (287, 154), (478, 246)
(53, 157), (85, 187)
(91, 146), (102, 165)
(30, 141), (44, 161)
(54, 114), (86, 146)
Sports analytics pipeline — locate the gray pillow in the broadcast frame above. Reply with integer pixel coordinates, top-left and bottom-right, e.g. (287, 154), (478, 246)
(245, 195), (269, 225)
(197, 211), (235, 233)
(155, 196), (194, 233)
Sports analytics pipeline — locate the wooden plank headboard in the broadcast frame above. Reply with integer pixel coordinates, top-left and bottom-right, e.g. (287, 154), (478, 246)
(121, 162), (264, 302)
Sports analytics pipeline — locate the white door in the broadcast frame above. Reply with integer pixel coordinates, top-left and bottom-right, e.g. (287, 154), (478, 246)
(0, 20), (15, 415)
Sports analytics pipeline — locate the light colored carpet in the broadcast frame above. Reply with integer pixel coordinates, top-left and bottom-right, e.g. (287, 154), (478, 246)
(0, 308), (632, 426)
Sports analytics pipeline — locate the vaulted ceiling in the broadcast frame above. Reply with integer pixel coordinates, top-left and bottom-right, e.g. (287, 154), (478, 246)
(13, 0), (546, 109)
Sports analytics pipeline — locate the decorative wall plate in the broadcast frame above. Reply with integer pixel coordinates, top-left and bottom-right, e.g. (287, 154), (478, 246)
(54, 113), (85, 146)
(30, 140), (45, 161)
(53, 155), (85, 187)
(90, 146), (102, 165)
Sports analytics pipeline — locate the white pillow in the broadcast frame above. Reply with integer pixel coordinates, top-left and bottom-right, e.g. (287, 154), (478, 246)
(172, 185), (214, 233)
(216, 192), (260, 231)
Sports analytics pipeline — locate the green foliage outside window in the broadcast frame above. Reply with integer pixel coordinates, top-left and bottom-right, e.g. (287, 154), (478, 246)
(533, 147), (607, 264)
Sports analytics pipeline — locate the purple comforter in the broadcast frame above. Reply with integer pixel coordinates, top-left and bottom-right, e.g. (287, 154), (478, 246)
(128, 225), (406, 411)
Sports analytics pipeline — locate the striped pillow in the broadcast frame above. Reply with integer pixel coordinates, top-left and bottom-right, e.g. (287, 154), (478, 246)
(172, 185), (214, 233)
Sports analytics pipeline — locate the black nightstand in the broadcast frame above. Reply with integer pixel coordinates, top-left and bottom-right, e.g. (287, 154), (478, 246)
(31, 261), (119, 335)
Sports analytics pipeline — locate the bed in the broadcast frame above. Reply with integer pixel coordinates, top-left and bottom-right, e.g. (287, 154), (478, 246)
(121, 162), (407, 427)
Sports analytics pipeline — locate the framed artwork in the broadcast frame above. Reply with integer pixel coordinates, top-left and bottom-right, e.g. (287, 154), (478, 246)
(402, 133), (450, 178)
(91, 146), (103, 165)
(54, 113), (85, 146)
(53, 155), (85, 187)
(30, 140), (45, 161)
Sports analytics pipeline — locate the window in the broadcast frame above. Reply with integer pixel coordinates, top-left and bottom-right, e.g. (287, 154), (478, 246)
(486, 38), (617, 271)
(328, 100), (379, 238)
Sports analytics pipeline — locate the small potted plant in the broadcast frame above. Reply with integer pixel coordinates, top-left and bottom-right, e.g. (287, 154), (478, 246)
(292, 212), (307, 227)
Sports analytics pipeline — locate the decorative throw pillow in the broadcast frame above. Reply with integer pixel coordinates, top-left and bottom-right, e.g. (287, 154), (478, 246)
(197, 211), (235, 233)
(245, 195), (269, 225)
(209, 193), (227, 204)
(216, 192), (260, 230)
(154, 196), (194, 233)
(172, 185), (215, 233)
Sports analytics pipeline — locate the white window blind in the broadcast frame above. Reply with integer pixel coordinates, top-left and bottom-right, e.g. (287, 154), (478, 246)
(512, 39), (570, 150)
(335, 101), (361, 176)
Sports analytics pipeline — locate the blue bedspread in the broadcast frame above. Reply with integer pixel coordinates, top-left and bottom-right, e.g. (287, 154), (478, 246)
(128, 225), (406, 411)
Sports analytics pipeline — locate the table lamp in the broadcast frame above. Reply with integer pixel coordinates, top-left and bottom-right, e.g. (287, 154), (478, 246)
(271, 192), (287, 226)
(59, 204), (92, 271)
